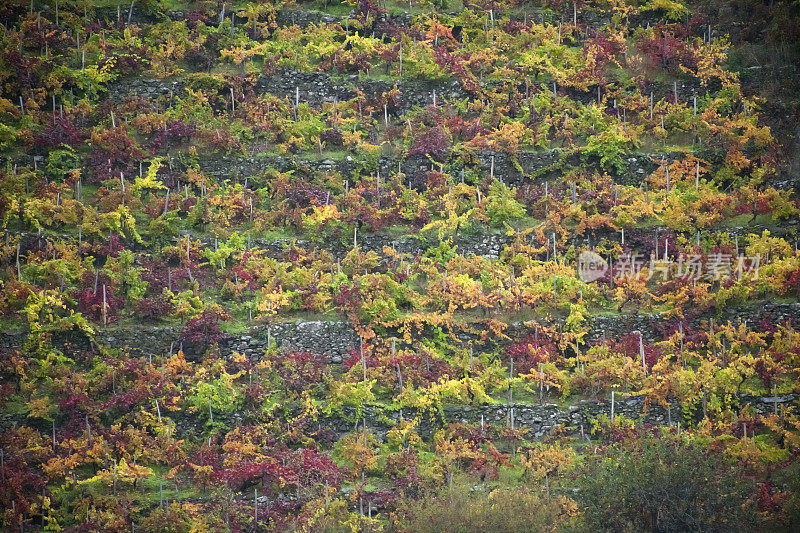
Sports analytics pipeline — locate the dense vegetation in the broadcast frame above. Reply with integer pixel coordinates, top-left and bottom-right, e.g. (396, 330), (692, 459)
(0, 0), (799, 530)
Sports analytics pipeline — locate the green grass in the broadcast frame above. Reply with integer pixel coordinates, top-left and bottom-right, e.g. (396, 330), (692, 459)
(222, 308), (342, 334)
(300, 1), (354, 17)
(93, 0), (196, 11)
(140, 466), (208, 502)
(296, 148), (351, 161)
(256, 227), (297, 241)
(382, 0), (465, 17)
(716, 213), (776, 229)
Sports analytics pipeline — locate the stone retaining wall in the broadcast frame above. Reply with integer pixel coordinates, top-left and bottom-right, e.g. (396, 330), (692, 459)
(245, 231), (509, 260)
(190, 392), (798, 443)
(192, 148), (659, 188)
(24, 302), (788, 364)
(221, 321), (358, 363)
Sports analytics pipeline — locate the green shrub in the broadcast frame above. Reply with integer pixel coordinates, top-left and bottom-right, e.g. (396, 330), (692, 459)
(584, 124), (639, 175)
(485, 181), (526, 227)
(400, 483), (575, 533)
(574, 431), (760, 533)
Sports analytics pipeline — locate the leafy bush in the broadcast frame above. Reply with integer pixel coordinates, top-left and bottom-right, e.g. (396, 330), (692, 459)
(46, 147), (80, 181)
(584, 124), (639, 174)
(575, 431), (760, 533)
(408, 124), (451, 161)
(400, 483), (576, 533)
(484, 181), (526, 226)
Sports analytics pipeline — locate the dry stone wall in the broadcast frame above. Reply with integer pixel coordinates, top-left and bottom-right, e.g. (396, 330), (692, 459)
(221, 321), (358, 363)
(104, 69), (716, 188)
(8, 301), (784, 364)
(325, 393), (799, 441)
(163, 391), (798, 444)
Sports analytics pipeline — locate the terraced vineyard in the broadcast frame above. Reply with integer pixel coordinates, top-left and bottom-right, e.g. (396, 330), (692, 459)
(1, 0), (799, 530)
